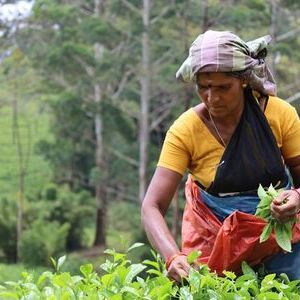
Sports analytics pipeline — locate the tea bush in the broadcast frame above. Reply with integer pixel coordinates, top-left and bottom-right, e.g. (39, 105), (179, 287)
(0, 243), (299, 299)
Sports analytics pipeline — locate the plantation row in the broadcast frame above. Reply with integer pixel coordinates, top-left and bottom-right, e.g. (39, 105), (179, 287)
(0, 244), (299, 300)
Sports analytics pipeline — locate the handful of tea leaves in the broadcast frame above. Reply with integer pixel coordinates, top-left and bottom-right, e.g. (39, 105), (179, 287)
(255, 184), (296, 252)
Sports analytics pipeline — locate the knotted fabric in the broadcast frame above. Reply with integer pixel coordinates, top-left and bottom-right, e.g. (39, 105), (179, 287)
(176, 30), (276, 95)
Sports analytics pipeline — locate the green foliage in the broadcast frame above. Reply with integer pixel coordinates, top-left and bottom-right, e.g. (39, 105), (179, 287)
(0, 198), (17, 262)
(41, 183), (58, 201)
(1, 0), (300, 269)
(107, 201), (143, 250)
(255, 184), (296, 252)
(0, 263), (47, 284)
(20, 220), (69, 266)
(0, 245), (299, 299)
(48, 189), (96, 250)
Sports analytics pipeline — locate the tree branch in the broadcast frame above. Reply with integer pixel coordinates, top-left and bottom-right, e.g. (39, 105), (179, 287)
(74, 55), (95, 77)
(106, 146), (139, 167)
(150, 6), (171, 25)
(50, 73), (74, 90)
(276, 28), (300, 42)
(152, 48), (173, 67)
(106, 186), (137, 202)
(120, 0), (142, 17)
(111, 68), (134, 100)
(286, 91), (300, 104)
(150, 99), (178, 130)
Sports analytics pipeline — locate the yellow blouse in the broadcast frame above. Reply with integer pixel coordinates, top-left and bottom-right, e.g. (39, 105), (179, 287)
(157, 96), (300, 188)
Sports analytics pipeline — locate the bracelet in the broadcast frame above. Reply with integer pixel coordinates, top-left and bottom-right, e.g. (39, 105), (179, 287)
(165, 252), (186, 270)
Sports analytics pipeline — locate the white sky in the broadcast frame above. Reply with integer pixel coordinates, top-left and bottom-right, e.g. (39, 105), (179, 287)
(0, 1), (34, 23)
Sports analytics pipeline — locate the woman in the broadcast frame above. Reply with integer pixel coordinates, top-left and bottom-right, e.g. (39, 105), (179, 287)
(141, 30), (300, 282)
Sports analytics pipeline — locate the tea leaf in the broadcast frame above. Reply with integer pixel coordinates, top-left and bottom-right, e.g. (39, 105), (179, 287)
(274, 222), (292, 252)
(125, 263), (147, 284)
(267, 184), (278, 198)
(57, 255), (67, 271)
(50, 257), (57, 270)
(260, 222), (273, 243)
(80, 264), (93, 277)
(187, 250), (201, 265)
(241, 261), (257, 280)
(127, 242), (144, 252)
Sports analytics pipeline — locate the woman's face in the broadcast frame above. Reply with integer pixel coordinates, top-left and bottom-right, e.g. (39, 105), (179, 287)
(197, 72), (245, 118)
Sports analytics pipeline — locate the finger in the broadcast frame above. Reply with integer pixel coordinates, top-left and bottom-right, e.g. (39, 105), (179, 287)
(179, 261), (191, 273)
(273, 195), (289, 205)
(271, 207), (297, 222)
(167, 268), (188, 282)
(168, 273), (181, 283)
(191, 262), (200, 271)
(272, 198), (298, 213)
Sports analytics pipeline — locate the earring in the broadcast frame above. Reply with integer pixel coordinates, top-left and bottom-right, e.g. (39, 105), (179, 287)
(242, 83), (247, 88)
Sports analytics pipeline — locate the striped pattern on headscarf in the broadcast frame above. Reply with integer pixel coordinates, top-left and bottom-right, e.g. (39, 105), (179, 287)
(176, 30), (276, 96)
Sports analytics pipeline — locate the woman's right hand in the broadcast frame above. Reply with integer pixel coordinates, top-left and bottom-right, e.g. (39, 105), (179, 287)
(167, 254), (191, 282)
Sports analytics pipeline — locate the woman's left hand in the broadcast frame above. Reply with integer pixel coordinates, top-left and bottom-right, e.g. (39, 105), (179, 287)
(271, 189), (300, 223)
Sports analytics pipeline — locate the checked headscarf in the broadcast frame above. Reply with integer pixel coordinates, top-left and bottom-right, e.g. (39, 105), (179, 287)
(176, 30), (276, 96)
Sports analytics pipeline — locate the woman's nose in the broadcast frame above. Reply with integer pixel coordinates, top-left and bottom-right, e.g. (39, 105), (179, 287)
(207, 88), (220, 103)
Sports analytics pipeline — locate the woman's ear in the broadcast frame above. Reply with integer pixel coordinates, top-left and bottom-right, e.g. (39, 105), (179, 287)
(242, 79), (249, 88)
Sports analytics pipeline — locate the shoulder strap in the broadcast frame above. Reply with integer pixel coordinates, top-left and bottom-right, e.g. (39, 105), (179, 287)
(207, 88), (287, 195)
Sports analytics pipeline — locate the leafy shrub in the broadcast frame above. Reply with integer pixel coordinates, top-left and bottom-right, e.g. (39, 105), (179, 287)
(0, 198), (17, 262)
(41, 183), (58, 201)
(0, 244), (299, 299)
(20, 220), (69, 266)
(48, 189), (95, 250)
(0, 263), (46, 283)
(27, 187), (95, 251)
(107, 201), (145, 249)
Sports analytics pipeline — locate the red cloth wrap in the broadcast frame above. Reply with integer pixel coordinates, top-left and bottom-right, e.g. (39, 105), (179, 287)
(181, 176), (300, 274)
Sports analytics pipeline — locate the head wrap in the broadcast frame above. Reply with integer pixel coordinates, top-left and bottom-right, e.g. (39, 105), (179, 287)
(176, 30), (276, 95)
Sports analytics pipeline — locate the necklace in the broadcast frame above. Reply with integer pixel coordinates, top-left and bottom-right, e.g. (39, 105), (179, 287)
(208, 111), (227, 147)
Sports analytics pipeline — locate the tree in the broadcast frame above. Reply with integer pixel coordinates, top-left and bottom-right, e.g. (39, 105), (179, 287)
(17, 0), (138, 248)
(3, 0), (299, 253)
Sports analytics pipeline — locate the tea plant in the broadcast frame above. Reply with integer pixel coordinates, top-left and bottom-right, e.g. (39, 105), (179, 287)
(255, 184), (296, 252)
(0, 243), (299, 299)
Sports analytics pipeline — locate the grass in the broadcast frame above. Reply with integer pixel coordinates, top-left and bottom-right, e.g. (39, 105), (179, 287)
(0, 263), (47, 283)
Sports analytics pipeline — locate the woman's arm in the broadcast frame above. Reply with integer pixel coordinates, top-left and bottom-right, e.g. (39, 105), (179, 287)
(141, 166), (190, 281)
(271, 155), (300, 222)
(286, 155), (300, 187)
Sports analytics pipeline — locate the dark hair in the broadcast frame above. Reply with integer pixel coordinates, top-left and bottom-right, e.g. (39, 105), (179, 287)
(226, 69), (252, 80)
(195, 69), (252, 83)
(195, 69), (252, 94)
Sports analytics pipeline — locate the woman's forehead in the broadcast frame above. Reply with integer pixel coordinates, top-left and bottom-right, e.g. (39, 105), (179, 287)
(197, 72), (239, 84)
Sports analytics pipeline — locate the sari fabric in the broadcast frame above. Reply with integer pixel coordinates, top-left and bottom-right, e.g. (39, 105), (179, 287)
(182, 177), (300, 276)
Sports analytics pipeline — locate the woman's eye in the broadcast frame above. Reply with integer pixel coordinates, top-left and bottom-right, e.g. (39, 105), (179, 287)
(218, 85), (230, 91)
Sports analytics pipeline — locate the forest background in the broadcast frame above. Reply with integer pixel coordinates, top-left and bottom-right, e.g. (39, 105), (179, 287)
(0, 0), (300, 280)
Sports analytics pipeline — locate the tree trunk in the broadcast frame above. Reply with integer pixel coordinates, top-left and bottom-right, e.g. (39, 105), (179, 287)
(93, 0), (106, 247)
(139, 0), (150, 203)
(12, 94), (30, 262)
(202, 0), (210, 32)
(16, 171), (25, 262)
(270, 0), (278, 78)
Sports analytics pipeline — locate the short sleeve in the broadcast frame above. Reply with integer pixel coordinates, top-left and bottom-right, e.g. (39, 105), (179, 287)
(281, 106), (300, 159)
(157, 127), (191, 175)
